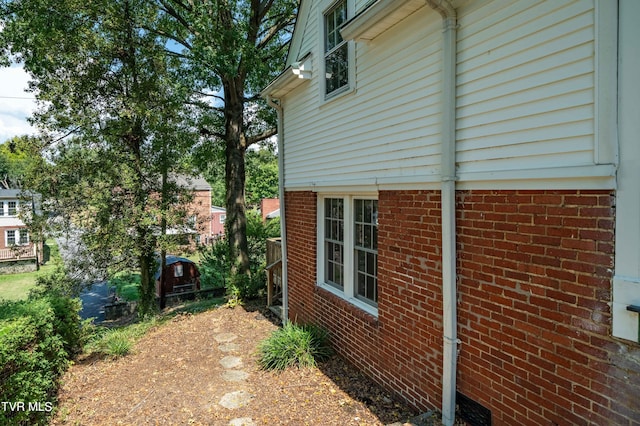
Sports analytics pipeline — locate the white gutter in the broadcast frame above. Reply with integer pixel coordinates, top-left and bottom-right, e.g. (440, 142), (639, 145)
(424, 1), (458, 425)
(266, 95), (289, 324)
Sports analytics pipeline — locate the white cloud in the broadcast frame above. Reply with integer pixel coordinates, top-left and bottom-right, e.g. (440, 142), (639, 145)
(0, 65), (38, 143)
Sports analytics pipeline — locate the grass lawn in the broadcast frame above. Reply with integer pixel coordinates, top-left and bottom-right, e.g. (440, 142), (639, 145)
(0, 240), (60, 301)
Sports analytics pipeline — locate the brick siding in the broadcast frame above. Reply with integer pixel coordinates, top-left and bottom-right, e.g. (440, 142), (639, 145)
(284, 189), (640, 424)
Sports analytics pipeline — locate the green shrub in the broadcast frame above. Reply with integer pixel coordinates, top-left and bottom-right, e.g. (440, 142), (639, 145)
(109, 272), (141, 301)
(29, 262), (82, 298)
(0, 293), (83, 425)
(257, 322), (332, 371)
(204, 209), (281, 302)
(198, 237), (229, 290)
(84, 319), (159, 359)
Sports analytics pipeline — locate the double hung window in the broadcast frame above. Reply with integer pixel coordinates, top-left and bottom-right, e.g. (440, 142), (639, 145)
(5, 229), (29, 246)
(6, 230), (15, 246)
(324, 0), (349, 97)
(319, 195), (378, 314)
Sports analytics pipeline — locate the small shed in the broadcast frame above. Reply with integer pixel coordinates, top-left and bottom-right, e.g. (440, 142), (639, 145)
(155, 256), (201, 297)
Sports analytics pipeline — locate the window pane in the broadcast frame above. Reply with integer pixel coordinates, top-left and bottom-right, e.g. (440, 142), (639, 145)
(325, 1), (347, 52)
(354, 199), (378, 305)
(325, 44), (348, 95)
(19, 230), (28, 245)
(325, 198), (344, 289)
(324, 0), (348, 95)
(7, 230), (15, 246)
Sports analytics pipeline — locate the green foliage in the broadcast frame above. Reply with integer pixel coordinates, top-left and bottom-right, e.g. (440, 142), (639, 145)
(200, 209), (280, 302)
(245, 147), (280, 206)
(109, 272), (141, 302)
(257, 322), (333, 371)
(29, 262), (82, 298)
(0, 136), (36, 189)
(198, 238), (229, 290)
(0, 292), (85, 425)
(84, 318), (159, 359)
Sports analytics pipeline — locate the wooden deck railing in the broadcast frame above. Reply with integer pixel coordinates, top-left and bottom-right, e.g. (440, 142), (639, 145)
(0, 245), (36, 261)
(265, 238), (282, 309)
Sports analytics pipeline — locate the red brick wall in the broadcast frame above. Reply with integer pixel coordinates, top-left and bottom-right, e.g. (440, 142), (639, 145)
(284, 191), (317, 324)
(456, 190), (639, 425)
(284, 189), (640, 425)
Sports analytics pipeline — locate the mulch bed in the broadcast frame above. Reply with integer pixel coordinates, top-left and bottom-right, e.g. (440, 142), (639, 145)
(51, 301), (432, 425)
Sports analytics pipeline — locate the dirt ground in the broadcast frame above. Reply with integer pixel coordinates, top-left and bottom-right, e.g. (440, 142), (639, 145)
(51, 302), (427, 426)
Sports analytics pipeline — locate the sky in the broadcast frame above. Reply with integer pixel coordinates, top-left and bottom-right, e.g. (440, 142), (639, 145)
(0, 64), (38, 143)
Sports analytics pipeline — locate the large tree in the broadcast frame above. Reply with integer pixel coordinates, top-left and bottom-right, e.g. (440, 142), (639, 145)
(1, 0), (297, 299)
(154, 0), (296, 283)
(1, 0), (199, 314)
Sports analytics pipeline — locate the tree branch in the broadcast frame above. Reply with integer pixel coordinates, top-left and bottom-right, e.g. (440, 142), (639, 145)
(200, 127), (226, 140)
(158, 0), (194, 35)
(246, 127), (277, 146)
(257, 16), (295, 50)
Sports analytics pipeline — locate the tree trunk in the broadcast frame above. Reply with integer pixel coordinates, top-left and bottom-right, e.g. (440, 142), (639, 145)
(224, 80), (250, 278)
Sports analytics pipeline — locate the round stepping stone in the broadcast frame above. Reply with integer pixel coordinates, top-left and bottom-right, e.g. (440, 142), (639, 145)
(219, 390), (253, 409)
(220, 356), (243, 369)
(229, 418), (255, 426)
(219, 343), (241, 353)
(222, 370), (249, 382)
(214, 333), (238, 343)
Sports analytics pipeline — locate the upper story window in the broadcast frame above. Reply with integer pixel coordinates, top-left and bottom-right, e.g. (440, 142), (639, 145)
(7, 201), (17, 216)
(324, 0), (349, 97)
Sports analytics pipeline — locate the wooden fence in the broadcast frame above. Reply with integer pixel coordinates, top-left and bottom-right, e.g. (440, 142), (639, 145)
(266, 238), (282, 315)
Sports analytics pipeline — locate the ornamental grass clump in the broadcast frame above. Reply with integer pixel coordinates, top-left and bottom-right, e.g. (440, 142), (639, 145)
(257, 322), (333, 371)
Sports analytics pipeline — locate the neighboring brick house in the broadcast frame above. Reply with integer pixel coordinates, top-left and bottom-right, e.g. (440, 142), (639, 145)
(209, 206), (226, 241)
(168, 175), (212, 247)
(0, 189), (38, 266)
(263, 1), (640, 425)
(260, 198), (280, 222)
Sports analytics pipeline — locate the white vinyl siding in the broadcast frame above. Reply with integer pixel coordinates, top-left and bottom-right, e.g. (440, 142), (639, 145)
(278, 0), (614, 191)
(456, 0), (598, 175)
(283, 8), (442, 189)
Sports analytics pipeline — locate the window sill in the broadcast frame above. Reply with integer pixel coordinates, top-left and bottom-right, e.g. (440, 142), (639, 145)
(317, 282), (379, 318)
(320, 85), (356, 107)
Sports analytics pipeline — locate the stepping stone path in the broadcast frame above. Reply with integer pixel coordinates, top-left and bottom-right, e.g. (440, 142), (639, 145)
(212, 332), (256, 425)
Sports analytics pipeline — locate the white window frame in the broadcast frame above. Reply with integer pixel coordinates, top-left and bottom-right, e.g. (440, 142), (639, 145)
(7, 201), (17, 217)
(317, 193), (378, 317)
(319, 0), (356, 103)
(18, 229), (29, 245)
(174, 263), (184, 278)
(5, 230), (16, 246)
(5, 229), (29, 247)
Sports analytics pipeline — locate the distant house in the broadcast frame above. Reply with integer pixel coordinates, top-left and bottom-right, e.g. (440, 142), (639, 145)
(0, 189), (39, 268)
(166, 175), (212, 247)
(155, 255), (201, 297)
(260, 198), (280, 222)
(209, 206), (226, 241)
(262, 0), (640, 425)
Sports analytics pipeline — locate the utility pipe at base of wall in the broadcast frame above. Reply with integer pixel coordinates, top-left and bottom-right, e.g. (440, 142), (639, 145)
(266, 95), (289, 324)
(424, 1), (458, 425)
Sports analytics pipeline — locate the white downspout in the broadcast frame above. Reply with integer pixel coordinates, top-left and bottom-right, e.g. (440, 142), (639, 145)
(266, 95), (289, 324)
(425, 1), (458, 425)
